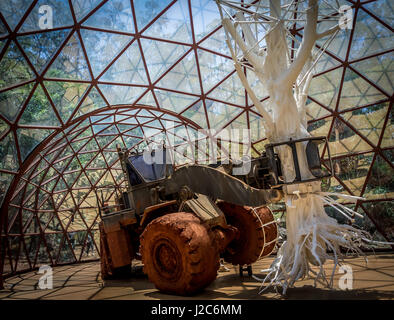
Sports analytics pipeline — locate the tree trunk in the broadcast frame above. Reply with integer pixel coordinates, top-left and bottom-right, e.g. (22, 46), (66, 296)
(218, 0), (370, 294)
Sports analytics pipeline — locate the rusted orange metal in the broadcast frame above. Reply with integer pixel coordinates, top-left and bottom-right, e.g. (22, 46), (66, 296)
(100, 211), (136, 270)
(140, 200), (178, 227)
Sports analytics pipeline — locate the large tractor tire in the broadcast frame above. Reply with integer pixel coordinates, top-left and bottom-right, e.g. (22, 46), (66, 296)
(140, 212), (220, 295)
(217, 202), (278, 266)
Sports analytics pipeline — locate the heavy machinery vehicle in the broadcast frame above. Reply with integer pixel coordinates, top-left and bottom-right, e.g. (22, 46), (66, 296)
(98, 136), (332, 295)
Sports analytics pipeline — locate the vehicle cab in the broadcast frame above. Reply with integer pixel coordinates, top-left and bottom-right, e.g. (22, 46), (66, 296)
(118, 146), (174, 216)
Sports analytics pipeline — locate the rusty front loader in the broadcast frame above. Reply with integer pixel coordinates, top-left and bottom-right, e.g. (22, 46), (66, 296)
(98, 137), (332, 295)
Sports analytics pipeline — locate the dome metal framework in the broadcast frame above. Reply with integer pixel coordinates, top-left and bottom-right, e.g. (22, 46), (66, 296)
(0, 0), (393, 282)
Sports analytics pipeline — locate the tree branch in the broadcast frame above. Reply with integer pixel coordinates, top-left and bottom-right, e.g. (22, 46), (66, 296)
(298, 67), (313, 129)
(222, 16), (274, 133)
(235, 12), (259, 56)
(281, 0), (318, 85)
(316, 23), (340, 39)
(233, 63), (274, 133)
(222, 17), (268, 93)
(222, 18), (262, 71)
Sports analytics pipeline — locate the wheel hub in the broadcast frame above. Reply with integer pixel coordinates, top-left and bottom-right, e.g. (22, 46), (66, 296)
(153, 239), (182, 281)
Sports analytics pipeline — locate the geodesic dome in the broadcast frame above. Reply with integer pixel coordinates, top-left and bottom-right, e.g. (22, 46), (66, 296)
(0, 0), (392, 280)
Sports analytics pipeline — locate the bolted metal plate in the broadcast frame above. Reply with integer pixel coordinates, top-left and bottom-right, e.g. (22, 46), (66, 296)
(185, 194), (227, 227)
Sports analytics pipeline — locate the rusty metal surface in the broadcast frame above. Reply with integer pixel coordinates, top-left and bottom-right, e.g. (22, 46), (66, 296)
(102, 210), (137, 233)
(184, 194), (227, 227)
(104, 229), (133, 269)
(163, 165), (283, 207)
(100, 209), (136, 269)
(140, 200), (178, 227)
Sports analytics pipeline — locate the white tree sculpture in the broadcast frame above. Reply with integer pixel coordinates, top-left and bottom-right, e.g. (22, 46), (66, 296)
(216, 0), (370, 294)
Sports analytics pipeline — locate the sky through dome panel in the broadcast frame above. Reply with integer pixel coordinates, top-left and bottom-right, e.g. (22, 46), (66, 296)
(351, 52), (393, 96)
(155, 89), (198, 114)
(20, 0), (74, 32)
(17, 128), (54, 161)
(18, 29), (70, 74)
(101, 40), (148, 85)
(313, 51), (341, 75)
(0, 0), (33, 31)
(0, 18), (8, 37)
(328, 118), (373, 158)
(207, 72), (245, 106)
(338, 68), (387, 111)
(197, 49), (234, 93)
(0, 41), (34, 90)
(80, 29), (131, 78)
(71, 0), (103, 22)
(98, 84), (145, 105)
(83, 0), (134, 33)
(221, 111), (248, 140)
(45, 81), (90, 123)
(143, 0), (192, 44)
(46, 33), (91, 80)
(0, 83), (34, 122)
(199, 27), (231, 56)
(341, 103), (389, 147)
(249, 111), (266, 143)
(205, 99), (242, 130)
(140, 39), (190, 83)
(315, 25), (351, 61)
(74, 87), (107, 119)
(181, 100), (207, 128)
(0, 133), (19, 172)
(191, 0), (222, 42)
(308, 68), (343, 110)
(246, 68), (269, 102)
(19, 84), (61, 127)
(156, 51), (200, 94)
(363, 0), (393, 29)
(136, 90), (158, 108)
(133, 0), (172, 31)
(349, 8), (394, 60)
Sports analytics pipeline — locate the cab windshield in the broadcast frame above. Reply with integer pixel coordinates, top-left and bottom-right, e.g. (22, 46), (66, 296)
(128, 149), (170, 183)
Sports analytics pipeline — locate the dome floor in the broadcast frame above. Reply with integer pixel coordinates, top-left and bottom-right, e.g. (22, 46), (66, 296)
(1, 253), (393, 300)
